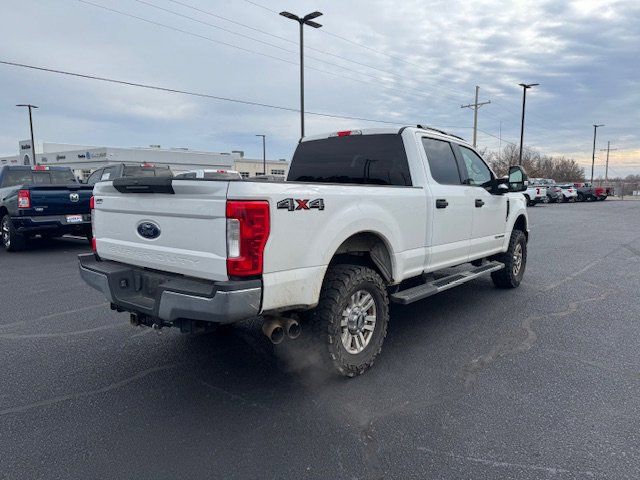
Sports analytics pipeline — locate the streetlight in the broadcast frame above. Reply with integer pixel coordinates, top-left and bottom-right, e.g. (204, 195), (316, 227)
(279, 10), (323, 139)
(591, 124), (604, 184)
(255, 134), (266, 175)
(16, 103), (38, 166)
(517, 83), (539, 165)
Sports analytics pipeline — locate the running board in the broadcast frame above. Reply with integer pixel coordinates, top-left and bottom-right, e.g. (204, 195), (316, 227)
(390, 261), (504, 305)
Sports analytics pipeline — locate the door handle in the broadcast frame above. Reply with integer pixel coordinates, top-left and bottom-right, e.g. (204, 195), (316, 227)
(475, 199), (485, 207)
(436, 199), (448, 209)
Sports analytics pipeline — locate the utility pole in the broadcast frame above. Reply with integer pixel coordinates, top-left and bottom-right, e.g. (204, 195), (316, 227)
(255, 134), (266, 175)
(16, 104), (38, 165)
(518, 83), (539, 165)
(591, 124), (604, 184)
(600, 141), (617, 182)
(280, 11), (323, 139)
(460, 86), (490, 148)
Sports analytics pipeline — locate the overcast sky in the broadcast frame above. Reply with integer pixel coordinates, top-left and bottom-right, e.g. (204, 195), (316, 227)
(1, 0), (639, 178)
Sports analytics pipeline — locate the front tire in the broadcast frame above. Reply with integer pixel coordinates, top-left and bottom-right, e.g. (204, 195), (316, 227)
(305, 265), (389, 377)
(1, 215), (26, 252)
(491, 229), (527, 289)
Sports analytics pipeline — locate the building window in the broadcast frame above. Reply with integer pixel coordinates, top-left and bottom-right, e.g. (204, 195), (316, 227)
(270, 169), (285, 175)
(240, 172), (250, 179)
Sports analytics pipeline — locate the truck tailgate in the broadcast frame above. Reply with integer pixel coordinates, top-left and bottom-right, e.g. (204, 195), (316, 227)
(28, 184), (93, 215)
(93, 180), (230, 281)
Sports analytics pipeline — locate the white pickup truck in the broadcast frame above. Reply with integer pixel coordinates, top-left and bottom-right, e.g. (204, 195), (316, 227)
(79, 126), (530, 377)
(524, 183), (547, 206)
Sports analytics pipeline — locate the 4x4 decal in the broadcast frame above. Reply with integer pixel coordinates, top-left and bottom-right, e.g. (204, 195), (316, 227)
(277, 198), (325, 211)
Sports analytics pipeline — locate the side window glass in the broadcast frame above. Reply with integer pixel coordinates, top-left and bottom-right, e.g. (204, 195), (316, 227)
(459, 146), (492, 186)
(101, 167), (116, 181)
(421, 138), (462, 185)
(87, 169), (102, 185)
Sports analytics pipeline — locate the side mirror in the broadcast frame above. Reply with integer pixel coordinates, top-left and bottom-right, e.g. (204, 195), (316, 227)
(508, 165), (528, 192)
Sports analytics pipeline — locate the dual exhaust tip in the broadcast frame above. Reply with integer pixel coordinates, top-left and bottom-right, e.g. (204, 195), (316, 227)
(262, 317), (301, 344)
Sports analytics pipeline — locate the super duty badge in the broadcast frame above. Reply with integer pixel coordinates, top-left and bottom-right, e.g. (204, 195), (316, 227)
(277, 198), (325, 211)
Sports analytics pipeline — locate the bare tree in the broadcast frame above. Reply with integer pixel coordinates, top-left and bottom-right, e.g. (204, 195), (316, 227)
(486, 145), (585, 182)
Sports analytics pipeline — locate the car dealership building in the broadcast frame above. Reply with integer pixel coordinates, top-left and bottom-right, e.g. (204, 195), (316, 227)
(0, 141), (289, 180)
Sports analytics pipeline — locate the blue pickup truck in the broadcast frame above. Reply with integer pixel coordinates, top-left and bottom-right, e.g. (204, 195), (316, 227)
(0, 166), (93, 251)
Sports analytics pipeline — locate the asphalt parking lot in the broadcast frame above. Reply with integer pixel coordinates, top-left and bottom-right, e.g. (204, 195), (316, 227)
(1, 200), (639, 480)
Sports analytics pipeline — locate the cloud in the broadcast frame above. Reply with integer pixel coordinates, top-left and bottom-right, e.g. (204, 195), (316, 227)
(0, 0), (638, 176)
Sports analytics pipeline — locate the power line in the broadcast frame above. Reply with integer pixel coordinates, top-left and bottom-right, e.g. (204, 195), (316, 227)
(240, 0), (595, 144)
(163, 0), (441, 91)
(477, 128), (517, 146)
(129, 0), (461, 101)
(80, 0), (455, 104)
(240, 0), (471, 100)
(0, 59), (466, 129)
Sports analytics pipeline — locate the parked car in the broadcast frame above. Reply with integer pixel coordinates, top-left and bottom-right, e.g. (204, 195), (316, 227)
(174, 169), (242, 181)
(0, 165), (93, 251)
(574, 182), (610, 202)
(85, 163), (172, 186)
(546, 184), (564, 203)
(79, 126), (530, 377)
(530, 178), (562, 203)
(559, 184), (578, 202)
(524, 184), (547, 206)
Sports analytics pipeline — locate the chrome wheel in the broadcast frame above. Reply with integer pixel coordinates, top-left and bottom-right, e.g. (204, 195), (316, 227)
(1, 217), (10, 249)
(340, 290), (376, 354)
(512, 242), (523, 276)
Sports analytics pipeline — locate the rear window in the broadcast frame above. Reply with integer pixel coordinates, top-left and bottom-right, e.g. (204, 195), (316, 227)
(1, 169), (75, 187)
(37, 170), (76, 184)
(2, 170), (33, 187)
(123, 166), (172, 178)
(287, 134), (412, 186)
(203, 171), (241, 180)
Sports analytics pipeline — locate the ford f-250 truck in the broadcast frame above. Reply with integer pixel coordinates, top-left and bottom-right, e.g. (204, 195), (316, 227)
(79, 126), (530, 377)
(1, 166), (93, 251)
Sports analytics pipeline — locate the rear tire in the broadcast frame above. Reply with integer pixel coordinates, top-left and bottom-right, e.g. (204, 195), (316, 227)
(1, 215), (26, 252)
(491, 229), (527, 289)
(304, 265), (389, 377)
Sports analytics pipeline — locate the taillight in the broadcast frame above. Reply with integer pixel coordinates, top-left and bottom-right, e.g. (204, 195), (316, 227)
(90, 196), (96, 252)
(18, 190), (31, 209)
(226, 200), (270, 277)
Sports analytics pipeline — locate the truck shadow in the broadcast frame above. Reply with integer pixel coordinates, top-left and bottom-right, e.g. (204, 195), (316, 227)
(176, 277), (503, 391)
(18, 236), (91, 253)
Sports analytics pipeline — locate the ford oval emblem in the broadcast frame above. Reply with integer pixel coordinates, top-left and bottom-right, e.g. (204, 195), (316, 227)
(137, 221), (161, 239)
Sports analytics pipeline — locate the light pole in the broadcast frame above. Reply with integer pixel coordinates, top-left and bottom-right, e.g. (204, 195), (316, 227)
(280, 10), (323, 139)
(16, 103), (38, 165)
(518, 83), (538, 165)
(591, 124), (604, 184)
(255, 134), (266, 175)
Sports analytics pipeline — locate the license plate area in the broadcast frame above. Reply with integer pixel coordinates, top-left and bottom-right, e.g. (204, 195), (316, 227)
(66, 214), (83, 224)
